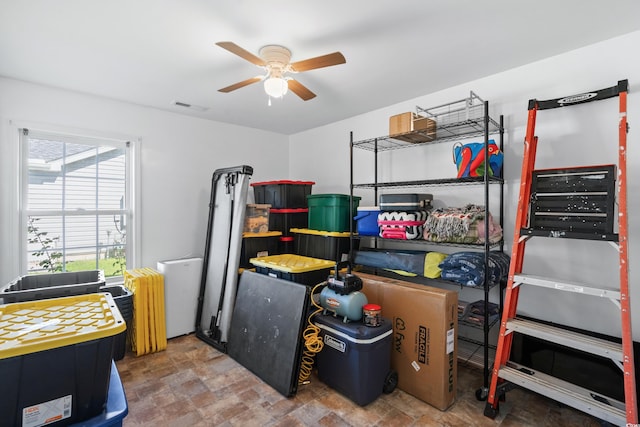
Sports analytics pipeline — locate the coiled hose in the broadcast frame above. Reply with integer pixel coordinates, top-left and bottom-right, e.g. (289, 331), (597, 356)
(298, 281), (326, 384)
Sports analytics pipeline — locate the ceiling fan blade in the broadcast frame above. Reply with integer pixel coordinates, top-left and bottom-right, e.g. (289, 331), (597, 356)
(290, 52), (346, 72)
(288, 79), (316, 101)
(216, 41), (266, 67)
(218, 76), (263, 93)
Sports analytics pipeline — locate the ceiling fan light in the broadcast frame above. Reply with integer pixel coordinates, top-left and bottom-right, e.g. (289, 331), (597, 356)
(264, 77), (288, 98)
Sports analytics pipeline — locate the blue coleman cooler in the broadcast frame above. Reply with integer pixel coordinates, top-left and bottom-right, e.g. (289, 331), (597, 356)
(314, 313), (396, 406)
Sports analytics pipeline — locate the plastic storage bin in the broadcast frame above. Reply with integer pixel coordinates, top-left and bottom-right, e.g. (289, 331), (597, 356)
(1, 270), (106, 303)
(278, 236), (295, 254)
(73, 361), (128, 426)
(251, 180), (315, 209)
(240, 231), (282, 268)
(307, 194), (361, 232)
(243, 204), (270, 233)
(353, 206), (380, 236)
(250, 254), (334, 287)
(269, 208), (309, 236)
(290, 228), (357, 264)
(0, 293), (126, 427)
(314, 313), (394, 406)
(99, 285), (133, 361)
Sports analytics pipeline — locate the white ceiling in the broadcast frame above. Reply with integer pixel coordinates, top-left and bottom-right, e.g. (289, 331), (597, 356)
(2, 1), (640, 135)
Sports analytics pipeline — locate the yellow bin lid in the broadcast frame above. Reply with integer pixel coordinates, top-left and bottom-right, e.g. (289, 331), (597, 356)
(0, 292), (126, 359)
(289, 228), (352, 237)
(249, 254), (335, 273)
(242, 231), (283, 238)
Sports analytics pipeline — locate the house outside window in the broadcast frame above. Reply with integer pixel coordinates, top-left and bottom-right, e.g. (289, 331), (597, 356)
(21, 128), (134, 280)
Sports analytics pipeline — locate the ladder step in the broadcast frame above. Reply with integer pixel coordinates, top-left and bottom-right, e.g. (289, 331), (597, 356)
(513, 274), (621, 299)
(506, 318), (623, 361)
(497, 362), (626, 425)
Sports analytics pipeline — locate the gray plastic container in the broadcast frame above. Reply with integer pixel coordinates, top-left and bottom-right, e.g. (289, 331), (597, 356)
(1, 270), (105, 303)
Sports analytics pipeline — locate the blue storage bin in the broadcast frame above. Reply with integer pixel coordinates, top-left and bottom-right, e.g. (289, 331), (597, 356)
(71, 361), (128, 426)
(353, 206), (380, 236)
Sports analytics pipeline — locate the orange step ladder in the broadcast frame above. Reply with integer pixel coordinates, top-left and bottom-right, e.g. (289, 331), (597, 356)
(484, 80), (637, 425)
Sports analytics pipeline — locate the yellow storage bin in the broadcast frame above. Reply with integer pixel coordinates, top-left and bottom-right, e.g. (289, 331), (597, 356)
(249, 254), (334, 286)
(0, 293), (125, 426)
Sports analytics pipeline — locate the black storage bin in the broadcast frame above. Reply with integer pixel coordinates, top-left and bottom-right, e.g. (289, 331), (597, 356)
(251, 180), (315, 209)
(0, 293), (125, 427)
(250, 254), (334, 287)
(240, 231), (282, 268)
(279, 236), (295, 254)
(99, 284), (133, 361)
(1, 270), (105, 303)
(291, 228), (358, 264)
(269, 208), (309, 236)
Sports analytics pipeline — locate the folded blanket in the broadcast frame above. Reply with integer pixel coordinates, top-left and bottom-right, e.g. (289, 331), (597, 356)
(423, 204), (502, 244)
(439, 251), (510, 287)
(464, 300), (500, 325)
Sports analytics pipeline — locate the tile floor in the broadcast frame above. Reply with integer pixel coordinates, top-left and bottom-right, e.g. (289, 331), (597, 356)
(115, 334), (604, 427)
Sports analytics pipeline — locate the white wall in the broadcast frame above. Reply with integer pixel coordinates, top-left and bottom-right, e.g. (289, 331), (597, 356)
(2, 30), (639, 341)
(0, 78), (289, 284)
(290, 30), (640, 340)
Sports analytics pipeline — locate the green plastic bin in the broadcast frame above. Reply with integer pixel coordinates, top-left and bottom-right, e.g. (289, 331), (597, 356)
(307, 194), (361, 232)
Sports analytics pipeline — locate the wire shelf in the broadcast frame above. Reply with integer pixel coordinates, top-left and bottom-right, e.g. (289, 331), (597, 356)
(355, 262), (504, 289)
(352, 176), (503, 189)
(460, 316), (500, 330)
(458, 339), (496, 368)
(352, 91), (502, 152)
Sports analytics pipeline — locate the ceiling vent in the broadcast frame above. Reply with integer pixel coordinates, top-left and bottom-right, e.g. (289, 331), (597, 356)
(172, 101), (208, 112)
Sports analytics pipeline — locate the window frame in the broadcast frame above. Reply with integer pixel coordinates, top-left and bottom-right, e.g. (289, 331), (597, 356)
(18, 126), (139, 283)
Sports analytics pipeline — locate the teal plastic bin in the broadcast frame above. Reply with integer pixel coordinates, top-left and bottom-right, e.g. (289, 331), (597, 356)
(307, 194), (361, 232)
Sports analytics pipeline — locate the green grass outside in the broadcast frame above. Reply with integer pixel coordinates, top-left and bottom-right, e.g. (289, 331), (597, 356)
(65, 258), (124, 277)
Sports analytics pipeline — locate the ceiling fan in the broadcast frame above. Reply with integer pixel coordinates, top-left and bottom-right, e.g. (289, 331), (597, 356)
(216, 41), (346, 102)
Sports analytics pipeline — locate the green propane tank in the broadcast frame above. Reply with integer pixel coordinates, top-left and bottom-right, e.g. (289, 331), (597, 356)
(319, 286), (368, 322)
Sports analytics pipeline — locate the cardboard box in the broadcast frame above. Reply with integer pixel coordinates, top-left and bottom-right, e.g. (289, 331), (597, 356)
(358, 272), (457, 410)
(389, 112), (436, 143)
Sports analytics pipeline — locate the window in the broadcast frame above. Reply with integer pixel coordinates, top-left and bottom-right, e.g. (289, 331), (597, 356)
(21, 128), (134, 280)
